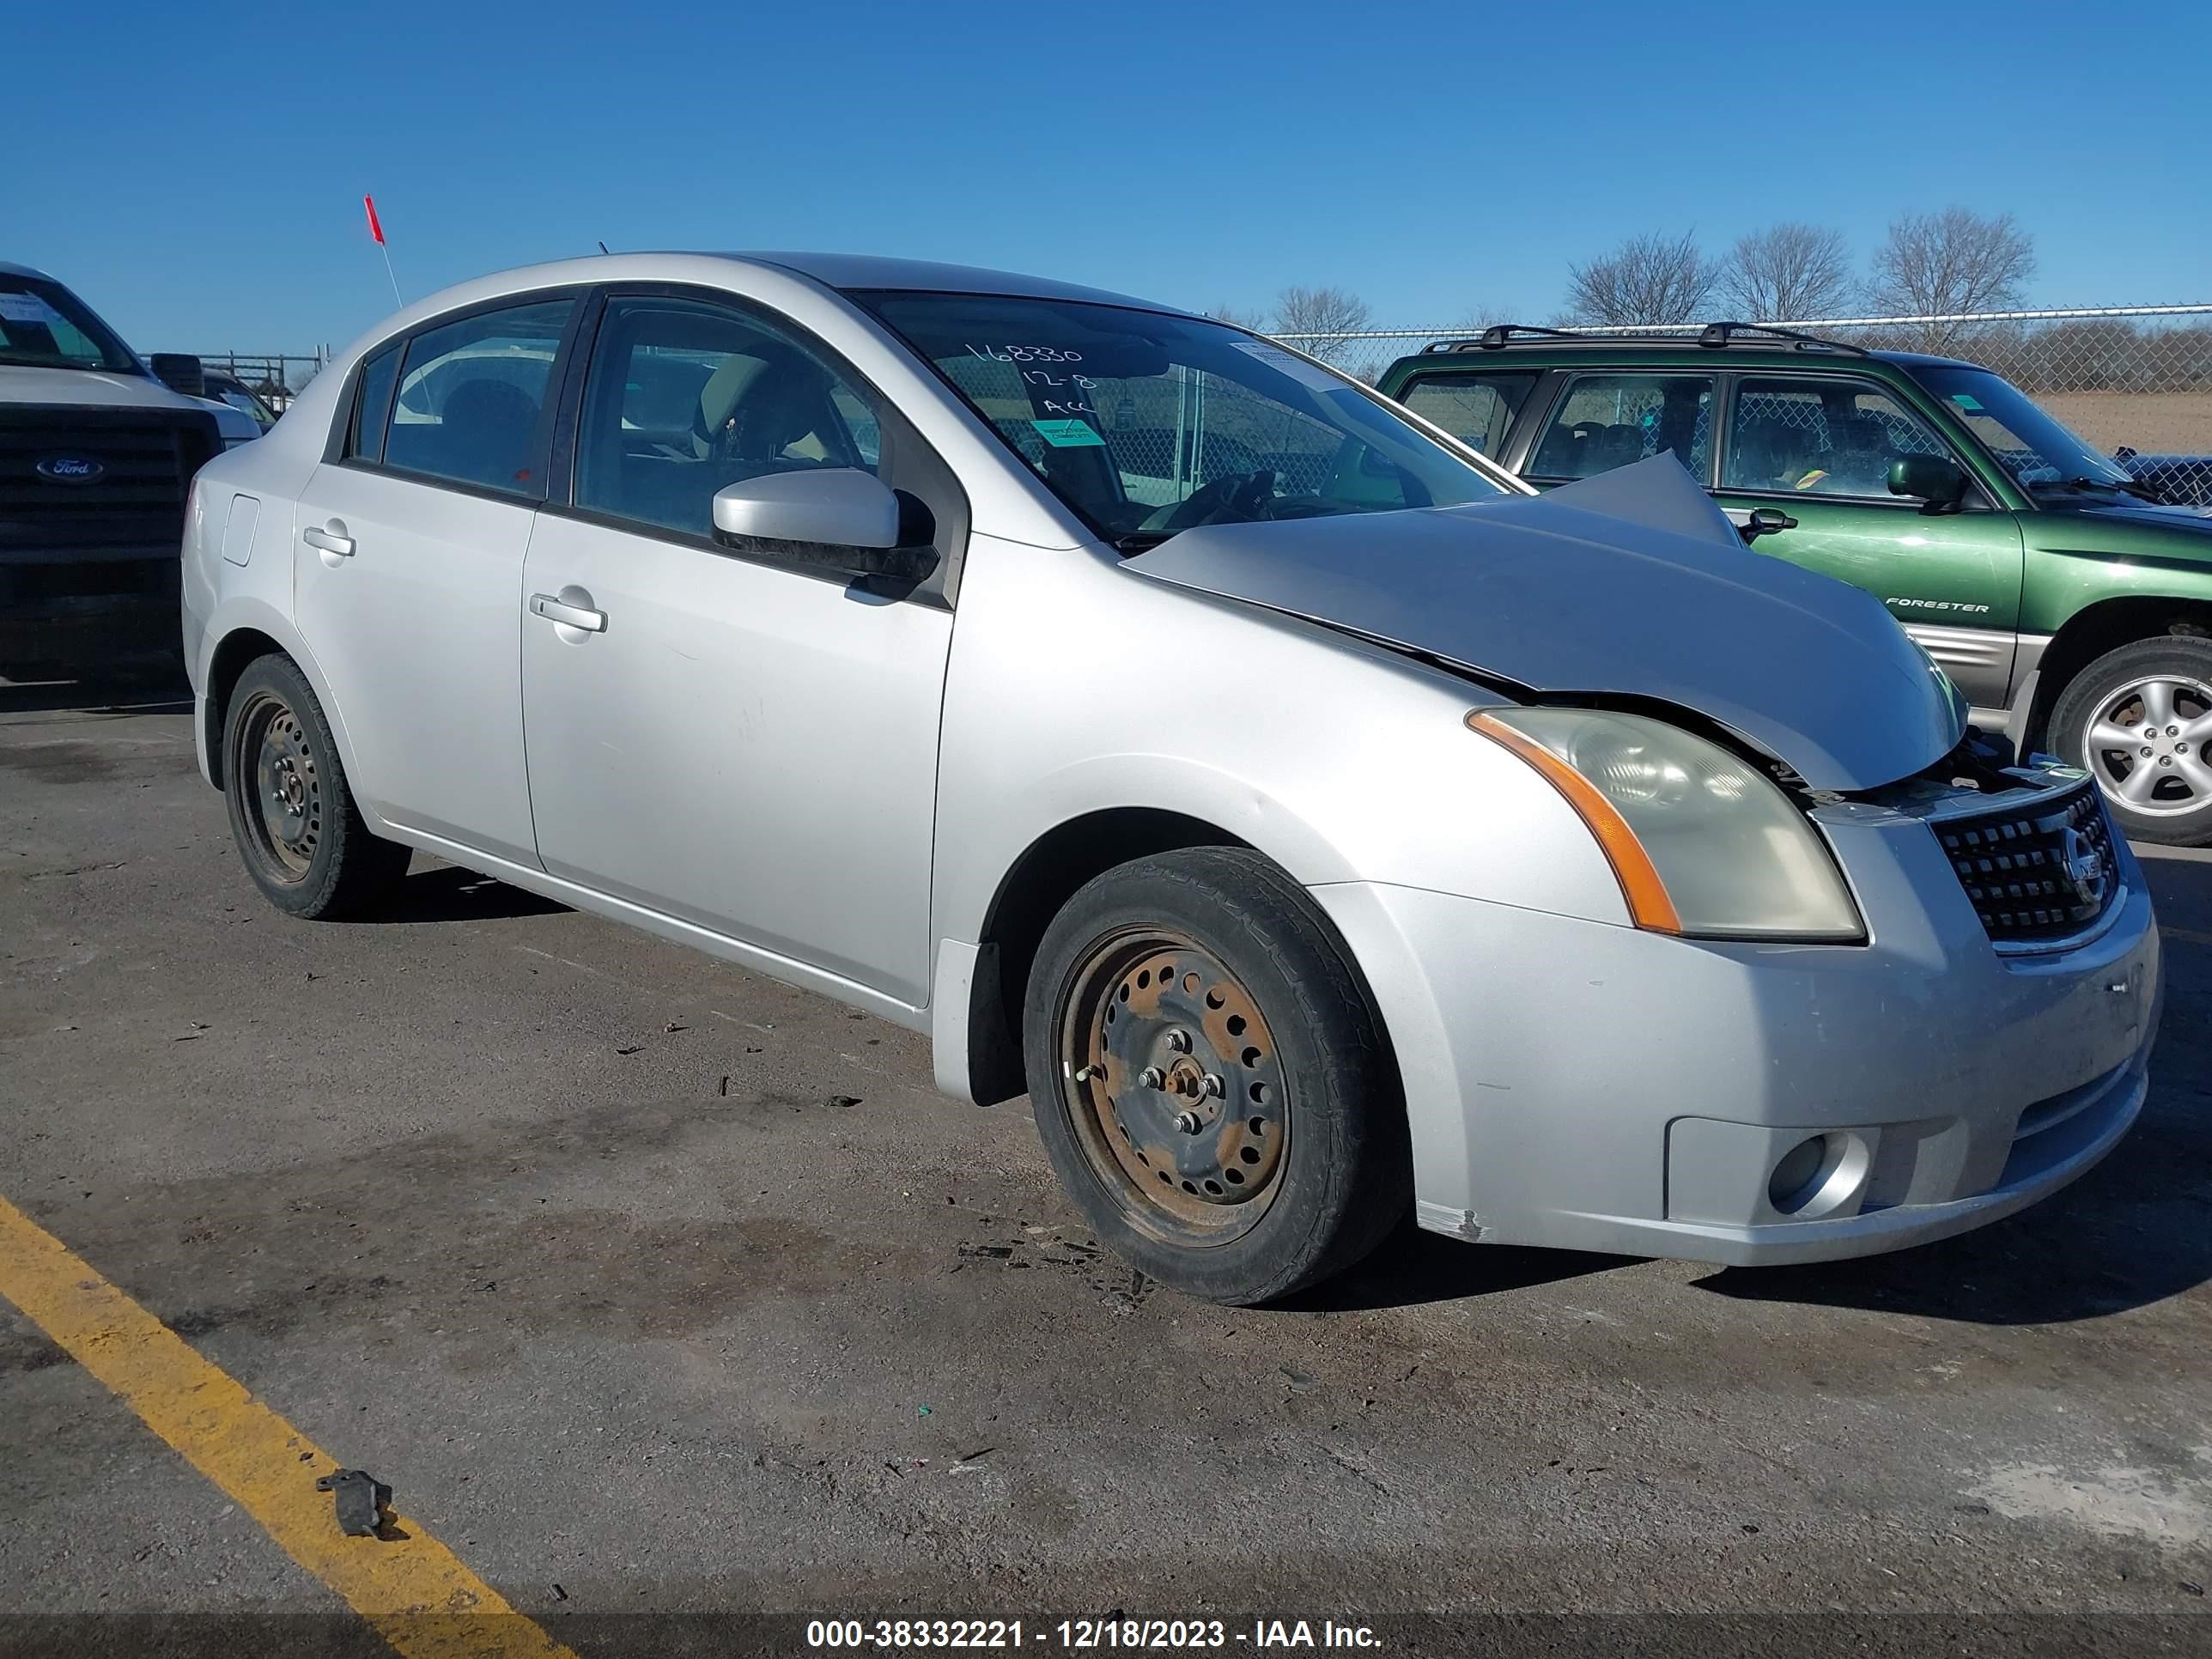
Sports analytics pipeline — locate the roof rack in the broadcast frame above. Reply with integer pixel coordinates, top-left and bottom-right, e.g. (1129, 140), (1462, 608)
(1420, 320), (1871, 356)
(1422, 324), (1586, 352)
(1694, 321), (1868, 356)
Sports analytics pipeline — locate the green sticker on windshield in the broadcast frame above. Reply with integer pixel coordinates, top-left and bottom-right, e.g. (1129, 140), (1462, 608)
(1948, 392), (1984, 411)
(1031, 418), (1104, 448)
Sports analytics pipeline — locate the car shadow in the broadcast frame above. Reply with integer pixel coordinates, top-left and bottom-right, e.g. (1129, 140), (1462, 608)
(366, 864), (569, 925)
(1279, 1220), (1634, 1313)
(0, 671), (191, 719)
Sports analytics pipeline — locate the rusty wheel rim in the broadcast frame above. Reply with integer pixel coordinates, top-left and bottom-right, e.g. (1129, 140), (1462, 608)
(234, 690), (321, 882)
(1057, 927), (1290, 1245)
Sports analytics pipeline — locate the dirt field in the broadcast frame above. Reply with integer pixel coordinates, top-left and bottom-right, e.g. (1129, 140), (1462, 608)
(2033, 391), (2212, 456)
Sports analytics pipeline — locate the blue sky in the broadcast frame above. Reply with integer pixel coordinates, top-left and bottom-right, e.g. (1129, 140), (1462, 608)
(7, 0), (2207, 356)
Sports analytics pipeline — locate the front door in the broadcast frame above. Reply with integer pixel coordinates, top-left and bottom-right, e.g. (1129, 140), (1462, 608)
(291, 295), (575, 866)
(519, 291), (954, 1005)
(1712, 374), (2026, 710)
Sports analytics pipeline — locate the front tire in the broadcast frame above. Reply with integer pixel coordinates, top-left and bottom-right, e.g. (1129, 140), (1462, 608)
(222, 653), (409, 918)
(2051, 636), (2212, 847)
(1022, 848), (1410, 1305)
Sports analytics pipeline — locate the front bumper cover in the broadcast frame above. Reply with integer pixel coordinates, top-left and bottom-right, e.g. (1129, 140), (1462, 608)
(1312, 798), (2161, 1266)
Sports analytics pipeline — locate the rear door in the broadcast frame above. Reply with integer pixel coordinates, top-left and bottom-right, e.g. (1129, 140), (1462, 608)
(291, 294), (577, 866)
(1711, 374), (2025, 709)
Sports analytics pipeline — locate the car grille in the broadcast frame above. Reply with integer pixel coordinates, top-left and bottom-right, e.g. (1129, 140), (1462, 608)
(0, 406), (221, 554)
(1935, 781), (2120, 948)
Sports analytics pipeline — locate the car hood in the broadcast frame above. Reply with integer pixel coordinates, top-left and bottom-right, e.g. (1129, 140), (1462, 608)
(2035, 495), (2212, 535)
(1127, 459), (1966, 792)
(0, 364), (202, 411)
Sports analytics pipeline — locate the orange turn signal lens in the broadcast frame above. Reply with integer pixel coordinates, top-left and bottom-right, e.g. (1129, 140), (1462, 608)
(1466, 710), (1683, 934)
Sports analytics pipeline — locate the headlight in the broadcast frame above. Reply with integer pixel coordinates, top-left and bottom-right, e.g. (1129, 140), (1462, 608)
(1468, 708), (1863, 942)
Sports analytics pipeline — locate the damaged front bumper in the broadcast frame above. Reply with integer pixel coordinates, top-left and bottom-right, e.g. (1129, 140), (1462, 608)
(1311, 785), (2161, 1267)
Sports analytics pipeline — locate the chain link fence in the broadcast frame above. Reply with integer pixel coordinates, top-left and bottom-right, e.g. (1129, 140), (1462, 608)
(1274, 306), (2212, 505)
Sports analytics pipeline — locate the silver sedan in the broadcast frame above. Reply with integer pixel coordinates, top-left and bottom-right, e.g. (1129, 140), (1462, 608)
(179, 253), (2161, 1304)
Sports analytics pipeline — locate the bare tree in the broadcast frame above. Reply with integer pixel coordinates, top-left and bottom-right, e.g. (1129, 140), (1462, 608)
(1271, 286), (1372, 362)
(1719, 224), (1854, 322)
(1206, 303), (1270, 331)
(1867, 208), (2036, 349)
(1564, 230), (1719, 325)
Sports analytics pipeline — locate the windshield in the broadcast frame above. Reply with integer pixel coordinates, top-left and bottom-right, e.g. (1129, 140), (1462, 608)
(853, 291), (1510, 546)
(0, 275), (141, 374)
(1910, 364), (2132, 491)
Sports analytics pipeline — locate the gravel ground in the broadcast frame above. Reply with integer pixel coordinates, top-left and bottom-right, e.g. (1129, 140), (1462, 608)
(2, 678), (2208, 1656)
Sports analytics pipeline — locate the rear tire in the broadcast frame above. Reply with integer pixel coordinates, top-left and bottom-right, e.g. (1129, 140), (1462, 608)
(2051, 636), (2212, 848)
(1022, 847), (1410, 1305)
(222, 653), (409, 918)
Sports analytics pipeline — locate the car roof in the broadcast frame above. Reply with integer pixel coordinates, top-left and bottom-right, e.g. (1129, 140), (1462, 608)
(720, 252), (1188, 313)
(1, 260), (56, 282)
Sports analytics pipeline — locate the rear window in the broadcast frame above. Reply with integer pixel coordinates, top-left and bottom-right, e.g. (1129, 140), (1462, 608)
(1397, 371), (1539, 458)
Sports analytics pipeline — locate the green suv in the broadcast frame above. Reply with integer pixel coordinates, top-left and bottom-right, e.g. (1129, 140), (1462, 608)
(1378, 323), (2212, 845)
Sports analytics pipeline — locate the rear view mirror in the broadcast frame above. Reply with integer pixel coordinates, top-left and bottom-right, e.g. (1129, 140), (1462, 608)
(712, 469), (939, 586)
(1887, 455), (1969, 513)
(149, 353), (206, 399)
(1741, 507), (1797, 543)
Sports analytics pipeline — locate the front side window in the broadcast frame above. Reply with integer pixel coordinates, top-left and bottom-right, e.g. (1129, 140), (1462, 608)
(851, 291), (1508, 550)
(1397, 370), (1540, 458)
(1908, 364), (2135, 495)
(573, 296), (884, 541)
(380, 299), (573, 495)
(1724, 377), (1948, 498)
(0, 275), (139, 373)
(1528, 374), (1713, 482)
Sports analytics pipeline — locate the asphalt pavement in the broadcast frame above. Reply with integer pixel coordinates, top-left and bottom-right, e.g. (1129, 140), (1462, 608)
(2, 676), (2209, 1656)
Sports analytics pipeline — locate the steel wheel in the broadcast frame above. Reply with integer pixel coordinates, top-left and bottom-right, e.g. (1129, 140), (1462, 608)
(232, 688), (323, 882)
(1057, 927), (1291, 1246)
(2080, 673), (2212, 818)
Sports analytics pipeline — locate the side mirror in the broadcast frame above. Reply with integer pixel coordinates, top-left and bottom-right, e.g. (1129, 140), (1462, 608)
(711, 469), (939, 586)
(1741, 507), (1796, 543)
(149, 353), (206, 399)
(1887, 454), (1970, 512)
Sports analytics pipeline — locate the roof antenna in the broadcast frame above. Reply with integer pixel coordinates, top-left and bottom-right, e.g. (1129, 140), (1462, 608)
(597, 240), (611, 255)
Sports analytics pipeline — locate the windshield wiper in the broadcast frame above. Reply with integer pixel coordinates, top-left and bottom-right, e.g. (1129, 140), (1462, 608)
(1112, 530), (1177, 556)
(2030, 474), (2166, 504)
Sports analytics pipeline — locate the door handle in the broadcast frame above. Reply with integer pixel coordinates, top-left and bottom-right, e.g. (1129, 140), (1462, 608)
(301, 526), (354, 556)
(530, 592), (607, 633)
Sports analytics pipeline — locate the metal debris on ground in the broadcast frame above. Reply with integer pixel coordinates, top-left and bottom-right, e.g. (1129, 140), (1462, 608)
(828, 1095), (861, 1109)
(314, 1468), (393, 1538)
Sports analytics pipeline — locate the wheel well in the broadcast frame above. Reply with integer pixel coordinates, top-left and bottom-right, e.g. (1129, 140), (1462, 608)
(963, 809), (1251, 1105)
(202, 628), (285, 790)
(2027, 599), (2212, 750)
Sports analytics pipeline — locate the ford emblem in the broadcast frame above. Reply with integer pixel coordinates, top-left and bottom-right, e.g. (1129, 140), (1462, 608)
(35, 454), (105, 484)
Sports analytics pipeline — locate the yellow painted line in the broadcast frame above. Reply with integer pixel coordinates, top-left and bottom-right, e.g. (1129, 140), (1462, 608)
(0, 1194), (576, 1659)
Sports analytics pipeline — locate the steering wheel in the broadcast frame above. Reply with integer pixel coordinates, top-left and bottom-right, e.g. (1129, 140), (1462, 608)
(1145, 469), (1281, 533)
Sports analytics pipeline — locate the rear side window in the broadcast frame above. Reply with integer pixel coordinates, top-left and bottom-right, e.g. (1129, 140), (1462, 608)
(1397, 371), (1539, 458)
(343, 345), (399, 465)
(379, 300), (574, 495)
(1528, 373), (1713, 482)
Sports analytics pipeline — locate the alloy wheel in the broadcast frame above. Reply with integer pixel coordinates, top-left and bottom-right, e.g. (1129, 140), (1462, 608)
(2081, 674), (2212, 817)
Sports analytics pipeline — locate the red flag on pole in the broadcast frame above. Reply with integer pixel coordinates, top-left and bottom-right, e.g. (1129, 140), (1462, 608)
(364, 195), (386, 246)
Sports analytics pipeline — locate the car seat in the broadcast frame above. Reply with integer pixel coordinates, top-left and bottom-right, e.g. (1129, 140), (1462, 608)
(440, 378), (542, 488)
